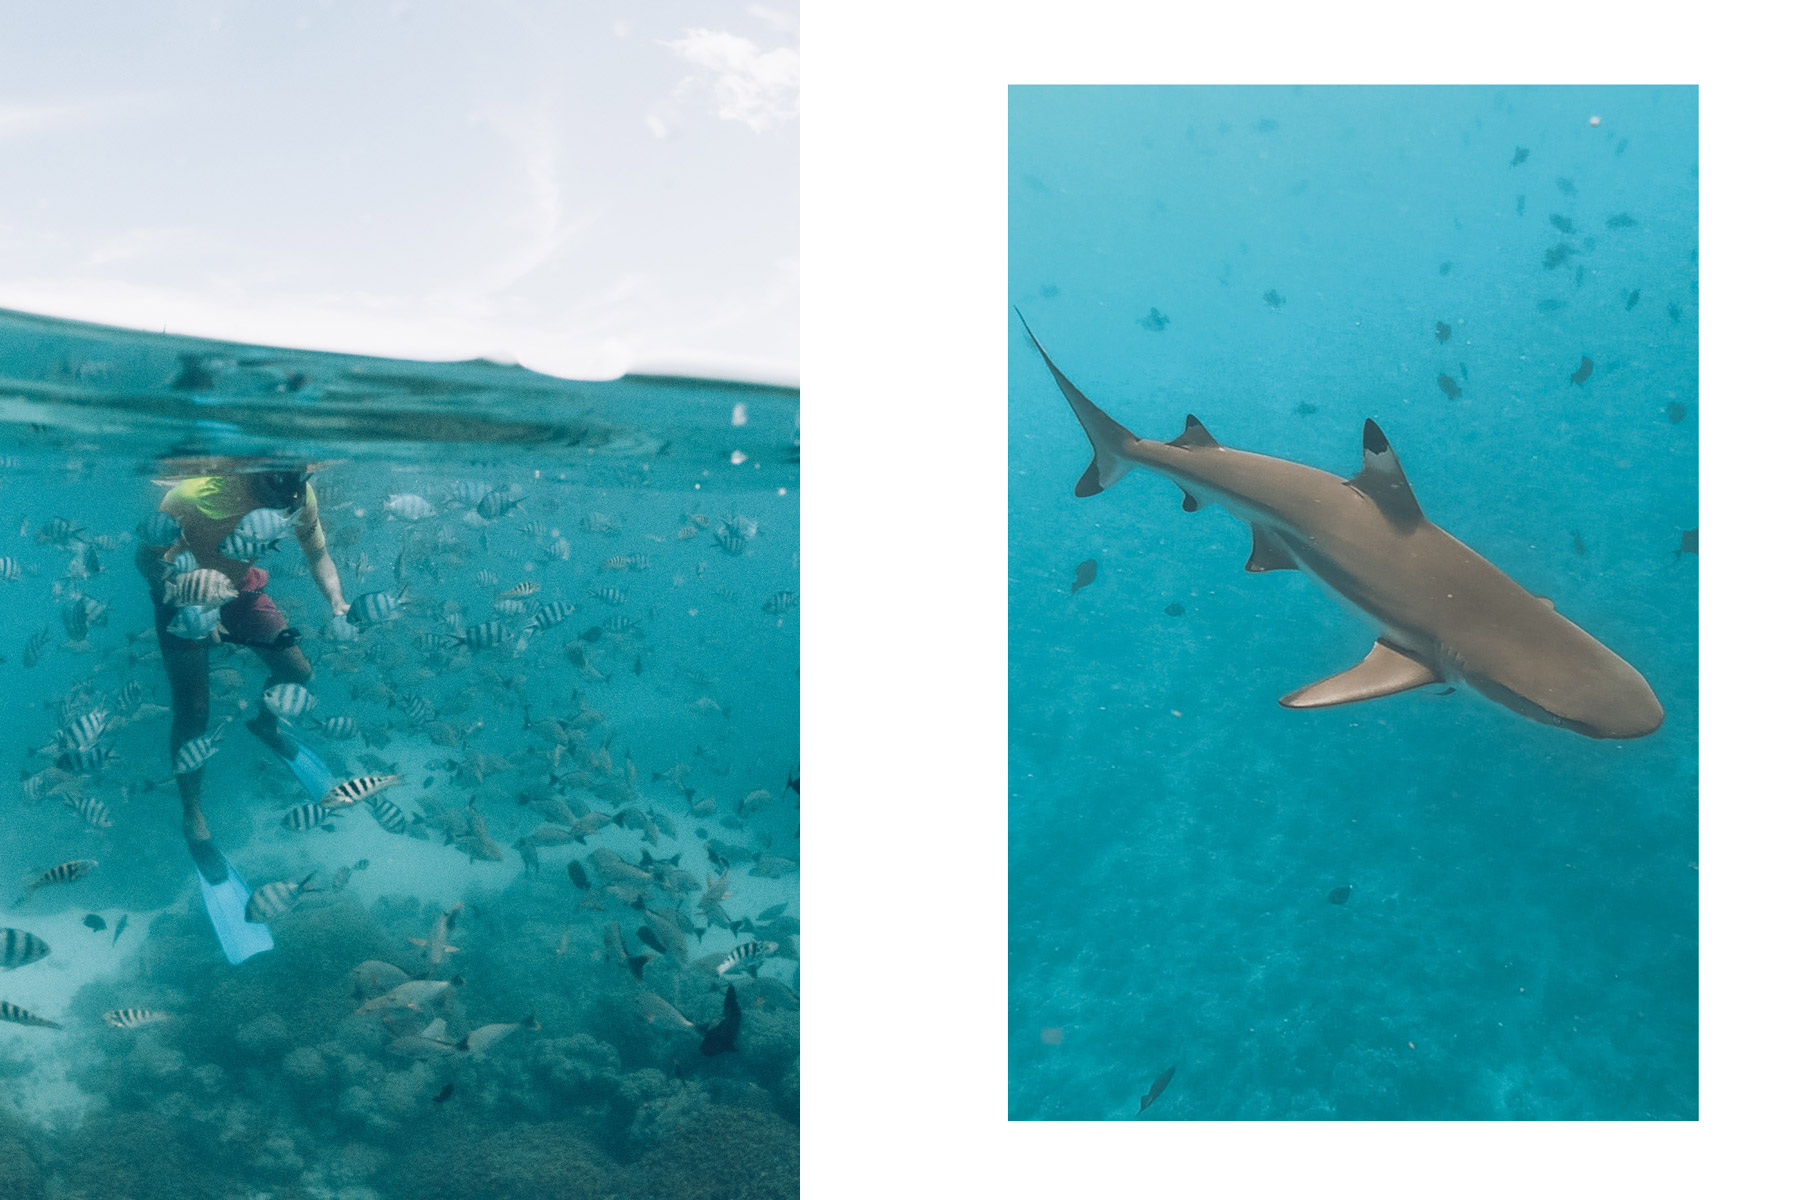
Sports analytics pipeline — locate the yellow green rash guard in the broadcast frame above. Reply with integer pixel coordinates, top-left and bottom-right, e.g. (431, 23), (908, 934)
(156, 476), (327, 588)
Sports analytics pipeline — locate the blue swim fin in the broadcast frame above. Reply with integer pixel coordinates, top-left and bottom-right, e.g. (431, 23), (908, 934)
(258, 720), (336, 802)
(189, 839), (273, 965)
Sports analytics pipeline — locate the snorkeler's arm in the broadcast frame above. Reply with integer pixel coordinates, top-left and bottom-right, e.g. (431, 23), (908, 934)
(294, 489), (349, 616)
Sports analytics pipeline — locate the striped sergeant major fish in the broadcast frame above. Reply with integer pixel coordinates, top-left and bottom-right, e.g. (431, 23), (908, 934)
(173, 719), (234, 775)
(491, 598), (527, 617)
(475, 488), (524, 519)
(60, 707), (112, 750)
(165, 605), (221, 641)
(138, 511), (181, 544)
(475, 569), (499, 587)
(713, 528), (748, 556)
(19, 858), (98, 900)
(61, 599), (90, 649)
(496, 580), (540, 599)
(397, 695), (434, 722)
(602, 554), (651, 571)
(245, 873), (323, 923)
(64, 793), (114, 830)
(320, 715), (360, 739)
(349, 551), (373, 579)
(527, 601), (577, 632)
(216, 533), (266, 560)
(456, 621), (511, 651)
(103, 1008), (172, 1029)
(261, 683), (318, 719)
(35, 517), (84, 546)
(56, 744), (117, 774)
(0, 557), (23, 582)
(447, 479), (492, 507)
(366, 795), (415, 834)
(0, 1000), (60, 1029)
(415, 629), (461, 653)
(23, 628), (50, 667)
(763, 591), (797, 615)
(282, 802), (336, 831)
(590, 586), (628, 606)
(581, 512), (621, 534)
(116, 679), (143, 714)
(324, 774), (402, 810)
(716, 939), (780, 975)
(163, 568), (238, 608)
(234, 506), (292, 544)
(1, 928), (50, 969)
(347, 586), (408, 626)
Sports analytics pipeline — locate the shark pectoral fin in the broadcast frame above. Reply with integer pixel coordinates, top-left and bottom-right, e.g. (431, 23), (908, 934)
(1347, 420), (1425, 530)
(1536, 595), (1555, 609)
(1180, 489), (1202, 513)
(1279, 641), (1440, 709)
(1245, 526), (1298, 572)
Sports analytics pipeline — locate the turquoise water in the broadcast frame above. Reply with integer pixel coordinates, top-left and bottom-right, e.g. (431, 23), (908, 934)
(0, 309), (798, 1196)
(1008, 86), (1696, 1120)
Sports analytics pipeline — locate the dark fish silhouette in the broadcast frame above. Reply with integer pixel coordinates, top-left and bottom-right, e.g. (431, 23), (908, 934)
(1515, 194), (1526, 216)
(1509, 146), (1529, 166)
(1138, 1065), (1176, 1114)
(636, 925), (668, 955)
(1626, 289), (1641, 310)
(1675, 529), (1697, 558)
(1570, 356), (1594, 386)
(1667, 302), (1682, 323)
(1071, 560), (1097, 593)
(1548, 214), (1574, 234)
(1555, 177), (1577, 197)
(1040, 284), (1060, 298)
(1437, 374), (1462, 400)
(1615, 138), (1629, 157)
(112, 913), (128, 946)
(422, 775), (434, 789)
(1137, 308), (1170, 332)
(1328, 885), (1352, 904)
(567, 861), (590, 891)
(1460, 363), (1468, 381)
(1571, 531), (1588, 557)
(700, 984), (741, 1056)
(1164, 603), (1184, 617)
(83, 913), (105, 932)
(1438, 261), (1452, 276)
(1605, 213), (1638, 230)
(1293, 402), (1319, 417)
(1537, 298), (1566, 314)
(432, 1083), (454, 1103)
(785, 766), (799, 796)
(1262, 289), (1285, 309)
(1255, 118), (1278, 133)
(1666, 401), (1687, 424)
(1544, 243), (1571, 270)
(170, 353), (215, 392)
(1435, 322), (1451, 343)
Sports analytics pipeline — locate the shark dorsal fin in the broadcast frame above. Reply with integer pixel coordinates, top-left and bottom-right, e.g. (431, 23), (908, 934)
(1168, 414), (1219, 451)
(1348, 420), (1424, 529)
(1245, 526), (1298, 572)
(1278, 640), (1440, 709)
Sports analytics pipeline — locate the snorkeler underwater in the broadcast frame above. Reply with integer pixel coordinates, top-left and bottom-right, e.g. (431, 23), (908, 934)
(0, 310), (799, 1197)
(1009, 85), (1696, 1120)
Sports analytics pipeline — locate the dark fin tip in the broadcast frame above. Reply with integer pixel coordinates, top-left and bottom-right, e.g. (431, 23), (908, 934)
(1362, 419), (1389, 455)
(1074, 461), (1103, 498)
(1180, 491), (1199, 513)
(1184, 414), (1200, 428)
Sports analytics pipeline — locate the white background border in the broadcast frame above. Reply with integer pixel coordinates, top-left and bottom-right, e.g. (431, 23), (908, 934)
(804, 0), (1789, 1193)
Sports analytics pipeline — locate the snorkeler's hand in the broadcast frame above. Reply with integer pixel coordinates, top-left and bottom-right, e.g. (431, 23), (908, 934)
(331, 599), (350, 617)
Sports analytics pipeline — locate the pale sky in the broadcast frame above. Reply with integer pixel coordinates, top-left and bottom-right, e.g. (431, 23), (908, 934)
(0, 1), (797, 382)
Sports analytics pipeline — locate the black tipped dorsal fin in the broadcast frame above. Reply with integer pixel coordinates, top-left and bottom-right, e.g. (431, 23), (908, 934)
(1168, 414), (1219, 450)
(1348, 419), (1424, 529)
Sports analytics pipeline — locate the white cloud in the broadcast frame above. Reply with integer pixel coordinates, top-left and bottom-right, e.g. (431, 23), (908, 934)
(646, 113), (667, 138)
(0, 100), (107, 140)
(662, 29), (798, 133)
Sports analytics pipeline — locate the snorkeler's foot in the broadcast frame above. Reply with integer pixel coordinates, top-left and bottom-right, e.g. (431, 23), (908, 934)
(247, 709), (299, 758)
(186, 837), (228, 886)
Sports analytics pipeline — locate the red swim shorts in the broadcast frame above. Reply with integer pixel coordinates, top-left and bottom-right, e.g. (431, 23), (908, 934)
(218, 566), (290, 646)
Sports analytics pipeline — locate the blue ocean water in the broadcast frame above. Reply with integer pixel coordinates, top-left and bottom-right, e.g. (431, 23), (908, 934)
(1008, 86), (1696, 1121)
(0, 308), (798, 1196)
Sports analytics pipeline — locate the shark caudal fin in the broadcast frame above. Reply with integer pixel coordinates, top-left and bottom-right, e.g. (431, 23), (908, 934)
(1014, 308), (1140, 497)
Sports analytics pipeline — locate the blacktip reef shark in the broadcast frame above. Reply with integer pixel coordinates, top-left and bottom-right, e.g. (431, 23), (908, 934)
(1017, 310), (1663, 739)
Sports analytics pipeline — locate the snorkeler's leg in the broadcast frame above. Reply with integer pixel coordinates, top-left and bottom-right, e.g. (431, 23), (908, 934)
(245, 642), (312, 750)
(161, 630), (212, 843)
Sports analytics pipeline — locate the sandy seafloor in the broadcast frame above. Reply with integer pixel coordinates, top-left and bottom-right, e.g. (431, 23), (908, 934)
(1008, 85), (1697, 1121)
